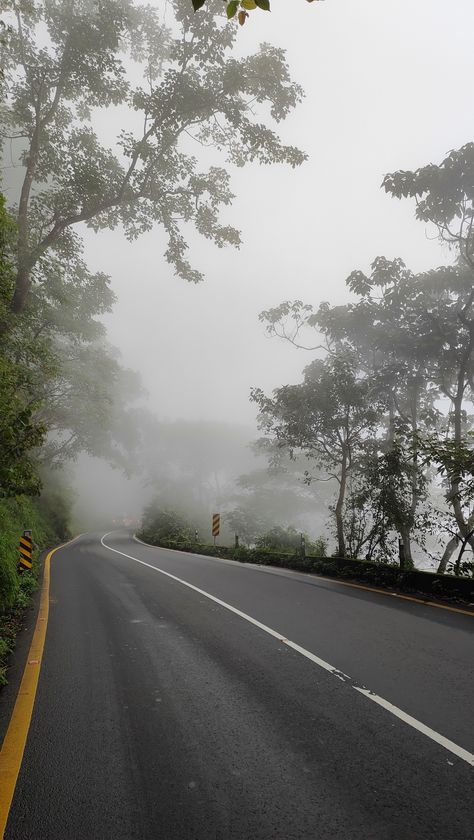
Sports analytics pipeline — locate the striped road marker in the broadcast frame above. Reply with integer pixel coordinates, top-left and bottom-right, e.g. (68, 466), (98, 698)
(212, 513), (220, 541)
(19, 531), (33, 571)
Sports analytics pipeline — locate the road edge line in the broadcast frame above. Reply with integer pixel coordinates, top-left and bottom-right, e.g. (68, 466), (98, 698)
(103, 534), (474, 768)
(0, 535), (81, 838)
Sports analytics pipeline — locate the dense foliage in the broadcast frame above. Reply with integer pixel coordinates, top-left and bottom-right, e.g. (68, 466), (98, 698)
(139, 503), (194, 546)
(255, 525), (326, 556)
(2, 0), (304, 315)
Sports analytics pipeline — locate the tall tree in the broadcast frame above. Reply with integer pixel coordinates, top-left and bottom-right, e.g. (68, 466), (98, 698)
(384, 145), (474, 569)
(22, 247), (144, 469)
(319, 258), (440, 566)
(0, 191), (45, 496)
(1, 0), (305, 316)
(251, 353), (381, 557)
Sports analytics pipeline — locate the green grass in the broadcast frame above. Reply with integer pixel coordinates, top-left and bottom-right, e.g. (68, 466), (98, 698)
(0, 494), (69, 686)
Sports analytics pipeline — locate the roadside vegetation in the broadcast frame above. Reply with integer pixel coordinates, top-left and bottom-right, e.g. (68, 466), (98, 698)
(0, 481), (71, 685)
(138, 505), (474, 603)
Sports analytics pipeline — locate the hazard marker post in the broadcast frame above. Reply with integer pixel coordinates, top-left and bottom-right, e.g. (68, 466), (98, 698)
(19, 530), (33, 572)
(212, 513), (220, 545)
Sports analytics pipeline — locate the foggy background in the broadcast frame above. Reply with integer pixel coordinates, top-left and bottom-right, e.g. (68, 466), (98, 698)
(7, 0), (474, 541)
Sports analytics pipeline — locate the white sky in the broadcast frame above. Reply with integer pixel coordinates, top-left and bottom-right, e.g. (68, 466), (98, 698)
(80, 0), (474, 427)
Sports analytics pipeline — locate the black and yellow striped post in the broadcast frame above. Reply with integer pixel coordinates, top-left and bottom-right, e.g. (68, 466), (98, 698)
(212, 513), (220, 545)
(19, 530), (33, 572)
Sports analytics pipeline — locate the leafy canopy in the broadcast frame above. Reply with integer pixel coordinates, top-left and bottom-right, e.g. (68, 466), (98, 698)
(2, 0), (305, 313)
(0, 194), (46, 496)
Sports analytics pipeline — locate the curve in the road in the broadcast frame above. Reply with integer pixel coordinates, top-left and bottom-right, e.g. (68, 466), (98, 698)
(102, 532), (474, 769)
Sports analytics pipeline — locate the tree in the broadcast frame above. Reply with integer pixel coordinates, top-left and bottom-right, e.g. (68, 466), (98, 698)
(224, 505), (267, 546)
(259, 267), (435, 566)
(1, 0), (305, 317)
(224, 446), (330, 545)
(36, 339), (143, 470)
(139, 502), (194, 544)
(321, 258), (441, 567)
(1, 221), (144, 471)
(0, 175), (146, 497)
(252, 353), (381, 557)
(384, 145), (474, 570)
(0, 192), (45, 496)
(259, 258), (474, 569)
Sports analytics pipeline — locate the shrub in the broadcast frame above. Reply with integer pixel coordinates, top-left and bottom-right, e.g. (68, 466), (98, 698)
(256, 526), (325, 555)
(0, 487), (72, 686)
(139, 503), (194, 545)
(309, 536), (327, 557)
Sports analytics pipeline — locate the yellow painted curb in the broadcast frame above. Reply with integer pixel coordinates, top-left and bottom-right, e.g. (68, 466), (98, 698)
(252, 559), (474, 617)
(0, 536), (80, 838)
(304, 573), (474, 617)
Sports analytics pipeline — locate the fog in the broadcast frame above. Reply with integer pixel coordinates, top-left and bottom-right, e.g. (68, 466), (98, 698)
(88, 0), (474, 423)
(4, 0), (474, 565)
(72, 1), (473, 541)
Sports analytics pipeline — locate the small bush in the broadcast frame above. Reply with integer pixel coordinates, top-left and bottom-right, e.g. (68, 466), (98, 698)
(255, 527), (327, 557)
(139, 503), (194, 545)
(231, 545), (251, 562)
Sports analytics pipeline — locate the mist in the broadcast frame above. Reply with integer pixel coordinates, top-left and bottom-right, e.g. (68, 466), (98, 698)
(2, 0), (474, 571)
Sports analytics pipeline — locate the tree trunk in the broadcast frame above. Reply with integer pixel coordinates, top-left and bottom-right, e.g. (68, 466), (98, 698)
(405, 384), (420, 570)
(335, 446), (347, 558)
(449, 388), (474, 553)
(437, 535), (459, 574)
(11, 266), (31, 314)
(453, 525), (474, 575)
(10, 104), (41, 316)
(399, 526), (414, 569)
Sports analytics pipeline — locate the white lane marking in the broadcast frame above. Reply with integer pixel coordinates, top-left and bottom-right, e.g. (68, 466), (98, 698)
(353, 688), (474, 767)
(101, 533), (474, 768)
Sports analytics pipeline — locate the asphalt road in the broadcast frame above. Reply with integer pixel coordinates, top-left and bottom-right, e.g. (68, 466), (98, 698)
(3, 531), (474, 839)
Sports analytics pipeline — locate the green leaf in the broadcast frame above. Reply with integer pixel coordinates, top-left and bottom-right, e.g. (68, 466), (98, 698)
(255, 0), (271, 9)
(241, 0), (257, 9)
(227, 1), (239, 18)
(192, 0), (206, 10)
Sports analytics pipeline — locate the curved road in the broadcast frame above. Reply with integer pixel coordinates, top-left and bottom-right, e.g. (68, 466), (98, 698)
(2, 531), (474, 839)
